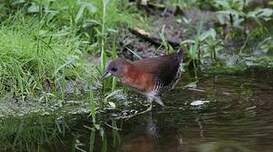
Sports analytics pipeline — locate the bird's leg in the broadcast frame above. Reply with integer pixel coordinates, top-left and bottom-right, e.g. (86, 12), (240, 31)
(153, 96), (165, 107)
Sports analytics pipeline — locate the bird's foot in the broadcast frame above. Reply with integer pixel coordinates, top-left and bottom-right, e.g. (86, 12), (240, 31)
(138, 103), (153, 115)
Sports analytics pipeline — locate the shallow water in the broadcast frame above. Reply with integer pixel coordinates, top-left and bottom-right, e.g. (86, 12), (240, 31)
(1, 69), (273, 152)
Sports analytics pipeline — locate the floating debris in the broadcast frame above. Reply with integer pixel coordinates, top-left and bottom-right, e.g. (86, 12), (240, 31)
(190, 100), (210, 106)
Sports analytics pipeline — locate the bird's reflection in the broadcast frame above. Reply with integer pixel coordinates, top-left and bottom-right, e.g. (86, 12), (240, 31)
(146, 112), (159, 139)
(120, 111), (184, 152)
(120, 111), (157, 152)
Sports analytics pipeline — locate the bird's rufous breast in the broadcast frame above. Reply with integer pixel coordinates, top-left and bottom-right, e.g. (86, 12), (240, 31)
(120, 64), (155, 93)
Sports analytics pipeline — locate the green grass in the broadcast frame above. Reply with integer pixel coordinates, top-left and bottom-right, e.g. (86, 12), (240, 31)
(0, 0), (136, 101)
(0, 1), (139, 134)
(0, 0), (272, 114)
(0, 114), (77, 151)
(0, 14), (89, 99)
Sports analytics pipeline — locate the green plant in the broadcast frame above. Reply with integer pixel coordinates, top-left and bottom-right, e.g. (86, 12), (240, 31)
(181, 19), (204, 71)
(0, 13), (89, 100)
(158, 25), (174, 54)
(246, 8), (273, 26)
(0, 0), (135, 100)
(214, 0), (273, 30)
(199, 28), (223, 63)
(181, 20), (224, 76)
(166, 0), (198, 8)
(93, 0), (136, 103)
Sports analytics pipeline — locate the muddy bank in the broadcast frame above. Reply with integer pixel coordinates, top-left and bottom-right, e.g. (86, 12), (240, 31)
(116, 2), (273, 71)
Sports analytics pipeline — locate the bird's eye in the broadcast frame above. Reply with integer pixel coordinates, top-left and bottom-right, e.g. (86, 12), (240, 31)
(111, 67), (118, 72)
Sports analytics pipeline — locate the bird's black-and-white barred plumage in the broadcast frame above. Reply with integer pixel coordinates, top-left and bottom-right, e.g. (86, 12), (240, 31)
(153, 50), (183, 95)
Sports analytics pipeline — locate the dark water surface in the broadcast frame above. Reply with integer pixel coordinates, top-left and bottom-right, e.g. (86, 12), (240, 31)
(1, 70), (273, 152)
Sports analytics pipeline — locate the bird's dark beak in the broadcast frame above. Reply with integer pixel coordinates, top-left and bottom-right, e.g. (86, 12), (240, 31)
(101, 71), (111, 80)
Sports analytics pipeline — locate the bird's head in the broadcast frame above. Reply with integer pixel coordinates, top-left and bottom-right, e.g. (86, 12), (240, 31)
(102, 58), (130, 79)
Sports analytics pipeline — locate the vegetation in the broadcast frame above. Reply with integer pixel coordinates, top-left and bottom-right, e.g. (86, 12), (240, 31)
(0, 1), (135, 149)
(0, 0), (272, 116)
(0, 0), (134, 101)
(0, 0), (273, 151)
(177, 0), (273, 70)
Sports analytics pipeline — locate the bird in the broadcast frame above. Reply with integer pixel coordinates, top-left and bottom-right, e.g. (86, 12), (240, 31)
(102, 49), (183, 107)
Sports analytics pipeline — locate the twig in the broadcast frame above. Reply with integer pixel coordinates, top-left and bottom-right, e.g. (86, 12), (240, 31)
(128, 27), (180, 48)
(126, 47), (143, 59)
